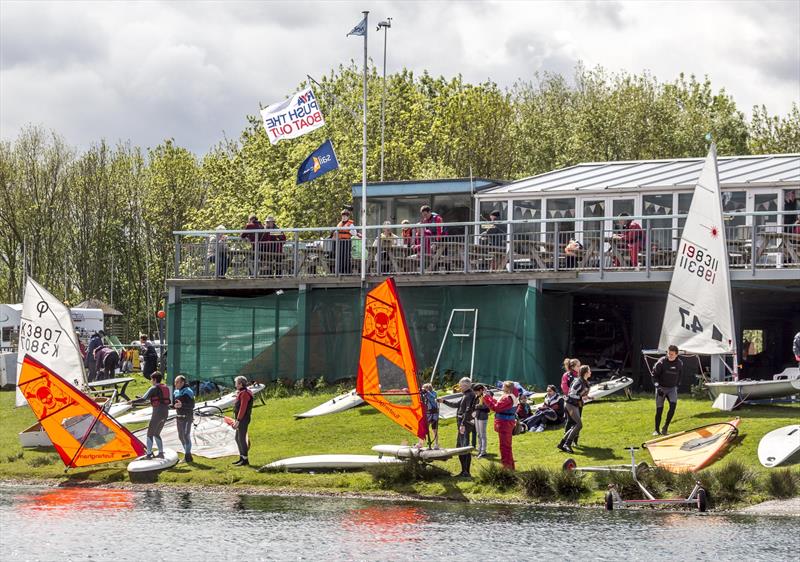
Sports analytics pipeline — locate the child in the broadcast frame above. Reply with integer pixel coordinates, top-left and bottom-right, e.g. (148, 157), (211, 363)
(516, 394), (532, 420)
(473, 384), (490, 458)
(418, 383), (439, 449)
(131, 372), (171, 459)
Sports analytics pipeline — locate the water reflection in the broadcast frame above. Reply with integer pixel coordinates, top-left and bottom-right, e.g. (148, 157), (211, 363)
(18, 487), (135, 515)
(341, 505), (427, 544)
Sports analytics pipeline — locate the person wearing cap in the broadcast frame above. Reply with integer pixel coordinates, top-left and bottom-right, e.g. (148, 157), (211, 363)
(262, 216), (286, 276)
(482, 381), (519, 470)
(140, 334), (158, 380)
(438, 377), (477, 477)
(331, 209), (357, 274)
(207, 225), (229, 277)
(481, 210), (506, 247)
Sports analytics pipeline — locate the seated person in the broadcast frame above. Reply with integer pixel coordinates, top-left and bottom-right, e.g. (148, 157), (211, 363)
(516, 394), (532, 420)
(564, 239), (583, 268)
(521, 385), (564, 432)
(480, 210), (506, 247)
(373, 221), (402, 273)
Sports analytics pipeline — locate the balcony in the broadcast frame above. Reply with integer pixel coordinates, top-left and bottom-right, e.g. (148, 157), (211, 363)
(171, 212), (800, 288)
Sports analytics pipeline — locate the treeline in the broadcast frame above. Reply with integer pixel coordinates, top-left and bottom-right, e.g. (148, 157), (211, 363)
(1, 64), (798, 335)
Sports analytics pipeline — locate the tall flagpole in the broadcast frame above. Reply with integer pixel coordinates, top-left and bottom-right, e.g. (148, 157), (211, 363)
(360, 10), (369, 282)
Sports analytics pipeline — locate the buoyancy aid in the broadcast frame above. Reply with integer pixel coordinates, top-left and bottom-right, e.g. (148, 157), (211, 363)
(495, 403), (517, 421)
(150, 383), (171, 408)
(336, 219), (354, 240)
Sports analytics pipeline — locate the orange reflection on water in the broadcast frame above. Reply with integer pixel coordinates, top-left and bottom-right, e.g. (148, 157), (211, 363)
(18, 487), (135, 515)
(341, 505), (427, 544)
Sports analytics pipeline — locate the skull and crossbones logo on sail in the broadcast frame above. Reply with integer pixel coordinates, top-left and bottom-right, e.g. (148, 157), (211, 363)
(24, 370), (73, 419)
(363, 299), (399, 349)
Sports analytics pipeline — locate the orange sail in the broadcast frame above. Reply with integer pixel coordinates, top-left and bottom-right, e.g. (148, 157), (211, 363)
(17, 354), (145, 468)
(356, 278), (427, 439)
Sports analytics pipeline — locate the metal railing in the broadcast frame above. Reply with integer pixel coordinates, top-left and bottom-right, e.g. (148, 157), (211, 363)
(173, 211), (800, 280)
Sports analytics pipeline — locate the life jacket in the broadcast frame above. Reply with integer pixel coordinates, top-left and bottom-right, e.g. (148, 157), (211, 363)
(423, 391), (438, 413)
(150, 383), (171, 407)
(495, 399), (517, 421)
(336, 219), (354, 240)
(234, 388), (254, 423)
(567, 378), (588, 406)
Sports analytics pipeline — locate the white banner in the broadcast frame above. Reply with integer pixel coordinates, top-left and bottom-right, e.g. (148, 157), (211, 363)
(260, 88), (325, 145)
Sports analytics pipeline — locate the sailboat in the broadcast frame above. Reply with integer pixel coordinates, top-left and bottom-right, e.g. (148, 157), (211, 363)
(357, 278), (472, 461)
(16, 278), (129, 447)
(659, 145), (799, 408)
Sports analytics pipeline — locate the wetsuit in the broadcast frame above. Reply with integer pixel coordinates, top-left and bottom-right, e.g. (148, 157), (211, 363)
(234, 387), (254, 463)
(141, 340), (158, 379)
(441, 388), (477, 476)
(483, 393), (517, 470)
(560, 369), (578, 437)
(561, 377), (589, 449)
(133, 383), (171, 456)
(652, 355), (683, 434)
(173, 386), (195, 459)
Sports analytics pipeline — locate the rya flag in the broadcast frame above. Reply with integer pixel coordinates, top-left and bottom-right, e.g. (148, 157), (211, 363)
(297, 140), (339, 184)
(260, 88), (325, 145)
(347, 15), (367, 36)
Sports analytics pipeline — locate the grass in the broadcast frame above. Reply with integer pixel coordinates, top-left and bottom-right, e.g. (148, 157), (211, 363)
(0, 381), (798, 507)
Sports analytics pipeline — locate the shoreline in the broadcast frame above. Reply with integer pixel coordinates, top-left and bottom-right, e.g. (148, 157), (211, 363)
(3, 477), (797, 515)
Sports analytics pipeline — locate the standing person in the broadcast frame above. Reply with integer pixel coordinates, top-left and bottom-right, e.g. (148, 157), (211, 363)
(262, 216), (287, 275)
(652, 345), (683, 436)
(132, 372), (171, 459)
(232, 376), (253, 466)
(418, 383), (439, 449)
(173, 375), (195, 463)
(480, 210), (506, 247)
(140, 334), (158, 380)
(560, 358), (580, 439)
(612, 212), (644, 268)
(438, 377), (477, 478)
(400, 220), (414, 248)
(793, 330), (800, 367)
(85, 331), (103, 382)
(482, 381), (519, 470)
(331, 209), (357, 274)
(93, 345), (119, 380)
(207, 225), (229, 278)
(241, 214), (265, 274)
(558, 366), (592, 454)
(472, 383), (490, 458)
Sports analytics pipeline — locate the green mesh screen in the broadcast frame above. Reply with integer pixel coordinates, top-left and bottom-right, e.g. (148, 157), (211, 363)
(167, 285), (571, 389)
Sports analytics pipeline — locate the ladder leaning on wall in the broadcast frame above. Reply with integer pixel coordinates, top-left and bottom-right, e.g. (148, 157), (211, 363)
(429, 308), (478, 385)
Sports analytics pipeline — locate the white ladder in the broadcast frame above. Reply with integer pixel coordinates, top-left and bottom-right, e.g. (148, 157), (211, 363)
(429, 308), (479, 385)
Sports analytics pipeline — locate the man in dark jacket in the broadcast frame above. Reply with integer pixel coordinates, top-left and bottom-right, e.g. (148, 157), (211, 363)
(652, 345), (683, 436)
(439, 377), (477, 477)
(140, 334), (158, 380)
(93, 344), (119, 381)
(85, 331), (104, 381)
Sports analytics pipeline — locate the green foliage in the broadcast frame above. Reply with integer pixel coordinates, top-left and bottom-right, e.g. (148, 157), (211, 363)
(551, 468), (589, 499)
(763, 468), (799, 499)
(518, 467), (554, 498)
(707, 460), (759, 506)
(368, 457), (450, 488)
(476, 463), (519, 491)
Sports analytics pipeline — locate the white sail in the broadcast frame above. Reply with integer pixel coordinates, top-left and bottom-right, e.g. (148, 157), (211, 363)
(15, 279), (87, 406)
(659, 144), (736, 356)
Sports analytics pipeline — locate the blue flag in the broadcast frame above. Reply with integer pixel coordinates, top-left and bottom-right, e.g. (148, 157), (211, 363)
(347, 15), (367, 37)
(297, 139), (339, 184)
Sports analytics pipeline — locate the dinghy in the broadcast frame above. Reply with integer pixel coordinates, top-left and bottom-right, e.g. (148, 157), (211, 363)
(294, 389), (364, 418)
(586, 376), (633, 401)
(372, 445), (473, 461)
(758, 425), (800, 468)
(643, 419), (740, 473)
(263, 454), (403, 471)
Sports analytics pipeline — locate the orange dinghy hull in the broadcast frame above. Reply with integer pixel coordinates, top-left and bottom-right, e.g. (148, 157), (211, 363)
(643, 419), (740, 473)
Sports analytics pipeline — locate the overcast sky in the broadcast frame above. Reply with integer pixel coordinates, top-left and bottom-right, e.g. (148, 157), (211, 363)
(2, 0), (798, 155)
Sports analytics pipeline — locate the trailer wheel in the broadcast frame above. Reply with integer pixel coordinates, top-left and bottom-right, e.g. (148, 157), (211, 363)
(697, 488), (707, 512)
(562, 458), (577, 471)
(604, 491), (614, 511)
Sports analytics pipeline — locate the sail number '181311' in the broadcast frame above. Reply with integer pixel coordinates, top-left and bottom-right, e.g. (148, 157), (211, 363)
(678, 242), (719, 284)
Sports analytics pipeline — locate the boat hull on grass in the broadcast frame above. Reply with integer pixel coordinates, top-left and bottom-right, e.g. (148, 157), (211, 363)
(758, 424), (800, 468)
(263, 454), (403, 471)
(372, 445), (473, 461)
(127, 448), (179, 474)
(643, 419), (740, 473)
(587, 376), (633, 401)
(705, 377), (800, 400)
(294, 389), (364, 418)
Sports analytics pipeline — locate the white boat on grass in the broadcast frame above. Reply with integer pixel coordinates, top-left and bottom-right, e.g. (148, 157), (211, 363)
(262, 454), (403, 471)
(294, 389), (364, 418)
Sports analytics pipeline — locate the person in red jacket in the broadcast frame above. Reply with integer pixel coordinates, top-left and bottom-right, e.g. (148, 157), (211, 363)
(560, 358), (580, 395)
(612, 213), (644, 267)
(232, 376), (254, 466)
(482, 381), (519, 470)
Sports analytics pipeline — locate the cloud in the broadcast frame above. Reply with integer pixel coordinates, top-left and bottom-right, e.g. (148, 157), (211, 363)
(1, 0), (798, 156)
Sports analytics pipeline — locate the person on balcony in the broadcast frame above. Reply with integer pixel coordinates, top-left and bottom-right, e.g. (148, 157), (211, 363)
(373, 221), (401, 274)
(207, 225), (229, 277)
(262, 216), (287, 276)
(240, 215), (264, 275)
(480, 210), (506, 247)
(612, 213), (644, 268)
(331, 209), (358, 274)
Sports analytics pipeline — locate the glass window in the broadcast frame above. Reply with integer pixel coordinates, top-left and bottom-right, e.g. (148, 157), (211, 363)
(545, 198), (575, 244)
(394, 197), (431, 224)
(433, 194), (471, 234)
(581, 199), (605, 246)
(722, 191), (747, 239)
(643, 194), (673, 251)
(678, 192), (693, 232)
(611, 198), (635, 218)
(480, 200), (507, 220)
(783, 189), (798, 224)
(754, 193), (778, 227)
(512, 200), (541, 234)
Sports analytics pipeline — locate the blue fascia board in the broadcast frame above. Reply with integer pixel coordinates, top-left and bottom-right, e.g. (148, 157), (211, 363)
(351, 179), (502, 198)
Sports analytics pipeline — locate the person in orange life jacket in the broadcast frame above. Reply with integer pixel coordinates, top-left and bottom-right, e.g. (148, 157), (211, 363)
(232, 376), (254, 466)
(560, 358), (581, 441)
(131, 371), (171, 459)
(522, 385), (563, 432)
(173, 375), (195, 463)
(400, 219), (414, 248)
(652, 345), (683, 436)
(612, 212), (644, 267)
(482, 381), (519, 470)
(417, 383), (439, 449)
(439, 377), (477, 478)
(558, 365), (592, 454)
(331, 210), (358, 274)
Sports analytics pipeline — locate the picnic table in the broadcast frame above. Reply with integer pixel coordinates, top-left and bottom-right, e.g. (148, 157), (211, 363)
(87, 376), (135, 401)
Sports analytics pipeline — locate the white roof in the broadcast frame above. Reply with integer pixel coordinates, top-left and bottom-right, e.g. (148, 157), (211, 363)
(479, 154), (800, 197)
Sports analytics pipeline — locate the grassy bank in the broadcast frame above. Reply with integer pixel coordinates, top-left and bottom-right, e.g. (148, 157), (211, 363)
(1, 382), (798, 508)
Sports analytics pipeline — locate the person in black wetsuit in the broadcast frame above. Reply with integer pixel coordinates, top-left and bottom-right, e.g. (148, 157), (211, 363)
(132, 371), (171, 459)
(652, 344), (683, 436)
(140, 334), (158, 380)
(558, 366), (591, 454)
(438, 377), (477, 478)
(232, 376), (253, 466)
(173, 374), (195, 463)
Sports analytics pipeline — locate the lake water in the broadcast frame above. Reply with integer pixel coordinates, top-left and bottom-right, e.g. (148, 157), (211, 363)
(0, 483), (796, 561)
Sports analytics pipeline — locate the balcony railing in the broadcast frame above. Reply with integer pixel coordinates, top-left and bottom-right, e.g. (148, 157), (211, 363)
(172, 211), (800, 280)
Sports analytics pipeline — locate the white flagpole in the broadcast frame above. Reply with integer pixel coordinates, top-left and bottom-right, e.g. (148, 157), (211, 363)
(360, 11), (369, 282)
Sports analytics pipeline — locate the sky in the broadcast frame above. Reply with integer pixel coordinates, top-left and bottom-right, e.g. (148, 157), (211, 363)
(1, 0), (799, 155)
